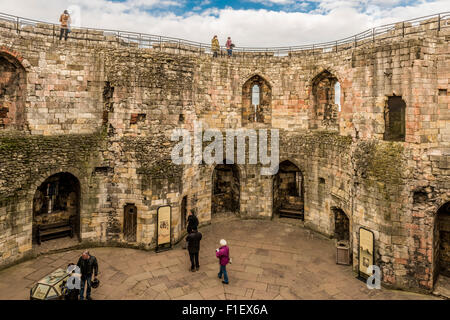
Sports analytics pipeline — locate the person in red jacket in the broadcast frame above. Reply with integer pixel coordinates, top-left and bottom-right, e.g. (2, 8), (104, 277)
(216, 239), (230, 284)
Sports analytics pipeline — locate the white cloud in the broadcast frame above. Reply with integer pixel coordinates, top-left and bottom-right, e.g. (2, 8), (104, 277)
(247, 0), (296, 5)
(0, 0), (448, 47)
(125, 0), (184, 9)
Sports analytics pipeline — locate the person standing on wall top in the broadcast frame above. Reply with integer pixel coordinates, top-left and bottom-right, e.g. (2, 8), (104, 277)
(211, 35), (220, 58)
(186, 227), (202, 272)
(226, 37), (234, 57)
(76, 250), (98, 300)
(216, 239), (230, 284)
(59, 10), (71, 41)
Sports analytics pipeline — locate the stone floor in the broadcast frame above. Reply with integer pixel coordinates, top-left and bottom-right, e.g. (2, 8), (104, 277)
(0, 219), (442, 300)
(33, 237), (80, 256)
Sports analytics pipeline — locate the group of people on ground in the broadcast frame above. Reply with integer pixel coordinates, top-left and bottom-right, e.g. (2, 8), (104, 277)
(211, 35), (235, 58)
(64, 250), (99, 300)
(61, 209), (228, 301)
(185, 209), (230, 284)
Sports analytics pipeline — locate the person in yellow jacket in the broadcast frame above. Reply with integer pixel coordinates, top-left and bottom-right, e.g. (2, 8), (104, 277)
(211, 35), (220, 58)
(59, 10), (71, 41)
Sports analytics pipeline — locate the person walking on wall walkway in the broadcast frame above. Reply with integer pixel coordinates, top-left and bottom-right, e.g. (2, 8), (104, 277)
(226, 37), (234, 58)
(211, 35), (220, 58)
(186, 227), (202, 272)
(216, 239), (230, 284)
(59, 10), (71, 41)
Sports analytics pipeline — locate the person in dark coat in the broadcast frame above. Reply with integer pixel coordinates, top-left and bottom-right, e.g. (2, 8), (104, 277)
(187, 209), (199, 234)
(186, 227), (202, 272)
(76, 250), (98, 300)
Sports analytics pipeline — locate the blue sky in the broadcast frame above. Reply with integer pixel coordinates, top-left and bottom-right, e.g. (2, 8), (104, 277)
(0, 0), (448, 46)
(106, 0), (424, 16)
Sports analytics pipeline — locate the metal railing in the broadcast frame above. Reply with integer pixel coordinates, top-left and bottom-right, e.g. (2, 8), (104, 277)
(0, 11), (448, 56)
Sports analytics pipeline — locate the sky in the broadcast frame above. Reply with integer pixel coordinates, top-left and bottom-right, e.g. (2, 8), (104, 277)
(0, 0), (448, 47)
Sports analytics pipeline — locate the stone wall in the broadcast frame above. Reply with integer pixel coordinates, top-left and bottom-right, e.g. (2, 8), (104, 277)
(0, 17), (448, 293)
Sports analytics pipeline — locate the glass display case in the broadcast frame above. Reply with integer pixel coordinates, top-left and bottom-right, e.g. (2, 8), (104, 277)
(29, 268), (69, 300)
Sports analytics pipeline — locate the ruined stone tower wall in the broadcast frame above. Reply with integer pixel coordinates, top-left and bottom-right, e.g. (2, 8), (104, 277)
(0, 18), (448, 292)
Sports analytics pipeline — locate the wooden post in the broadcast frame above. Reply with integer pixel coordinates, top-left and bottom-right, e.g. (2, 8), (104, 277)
(438, 14), (441, 32)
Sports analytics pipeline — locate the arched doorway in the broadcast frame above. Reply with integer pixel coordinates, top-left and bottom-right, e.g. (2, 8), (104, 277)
(273, 160), (304, 219)
(333, 208), (350, 241)
(124, 204), (137, 242)
(434, 202), (450, 283)
(32, 172), (80, 244)
(211, 164), (240, 216)
(181, 196), (187, 230)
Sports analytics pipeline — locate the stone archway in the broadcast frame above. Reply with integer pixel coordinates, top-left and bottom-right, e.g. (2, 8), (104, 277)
(211, 164), (240, 217)
(273, 160), (304, 219)
(333, 208), (350, 241)
(434, 201), (450, 284)
(32, 172), (81, 244)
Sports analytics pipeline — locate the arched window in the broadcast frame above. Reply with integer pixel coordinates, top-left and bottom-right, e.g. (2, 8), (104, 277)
(334, 81), (341, 112)
(252, 84), (260, 106)
(242, 75), (271, 125)
(0, 53), (27, 130)
(310, 70), (339, 130)
(251, 84), (260, 123)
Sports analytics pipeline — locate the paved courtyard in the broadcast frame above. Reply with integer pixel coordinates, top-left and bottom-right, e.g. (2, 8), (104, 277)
(0, 219), (440, 300)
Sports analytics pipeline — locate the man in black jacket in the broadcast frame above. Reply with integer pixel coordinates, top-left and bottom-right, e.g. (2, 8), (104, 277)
(76, 250), (98, 300)
(187, 209), (199, 234)
(186, 227), (202, 272)
(184, 209), (199, 250)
